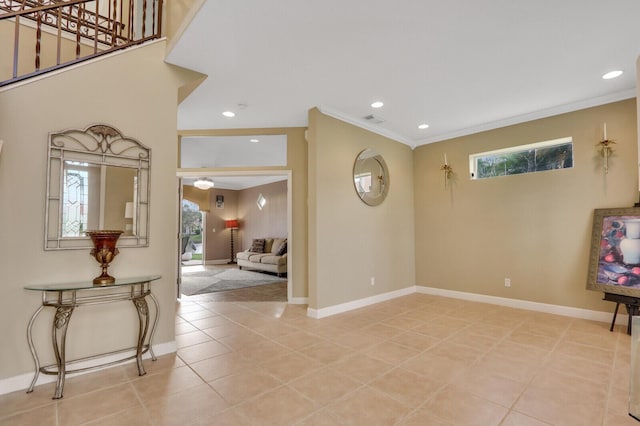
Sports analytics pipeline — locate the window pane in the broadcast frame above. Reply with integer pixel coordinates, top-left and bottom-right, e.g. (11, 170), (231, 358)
(471, 138), (572, 180)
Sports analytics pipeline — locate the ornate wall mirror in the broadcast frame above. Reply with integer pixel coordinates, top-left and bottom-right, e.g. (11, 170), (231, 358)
(353, 148), (389, 206)
(45, 124), (150, 250)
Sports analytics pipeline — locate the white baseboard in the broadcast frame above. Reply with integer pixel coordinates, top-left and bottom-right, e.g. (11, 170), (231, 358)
(304, 284), (623, 326)
(0, 340), (176, 396)
(205, 259), (231, 265)
(307, 286), (415, 319)
(288, 297), (309, 305)
(416, 285), (624, 325)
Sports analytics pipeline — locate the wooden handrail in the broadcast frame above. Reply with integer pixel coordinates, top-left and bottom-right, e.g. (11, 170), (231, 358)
(0, 0), (163, 87)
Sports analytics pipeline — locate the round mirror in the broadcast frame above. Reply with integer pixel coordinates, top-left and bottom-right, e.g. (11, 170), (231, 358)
(353, 149), (389, 206)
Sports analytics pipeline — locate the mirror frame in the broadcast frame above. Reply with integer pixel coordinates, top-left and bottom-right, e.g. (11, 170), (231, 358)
(44, 124), (150, 250)
(353, 148), (389, 206)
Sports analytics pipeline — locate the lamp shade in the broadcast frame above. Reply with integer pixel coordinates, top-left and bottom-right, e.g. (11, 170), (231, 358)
(194, 177), (214, 190)
(225, 219), (239, 229)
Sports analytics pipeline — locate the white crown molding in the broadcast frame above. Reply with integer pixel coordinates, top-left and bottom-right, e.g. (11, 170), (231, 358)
(318, 90), (635, 149)
(416, 89), (637, 146)
(317, 105), (416, 148)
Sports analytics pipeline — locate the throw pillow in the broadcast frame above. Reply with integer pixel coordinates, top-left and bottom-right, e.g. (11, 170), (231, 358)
(275, 241), (287, 256)
(250, 238), (266, 253)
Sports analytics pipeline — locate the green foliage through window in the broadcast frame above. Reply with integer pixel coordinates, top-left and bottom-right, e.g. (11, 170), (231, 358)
(471, 138), (573, 179)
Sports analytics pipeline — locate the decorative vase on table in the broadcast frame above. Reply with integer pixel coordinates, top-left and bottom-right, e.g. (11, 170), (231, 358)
(621, 219), (640, 265)
(85, 230), (124, 285)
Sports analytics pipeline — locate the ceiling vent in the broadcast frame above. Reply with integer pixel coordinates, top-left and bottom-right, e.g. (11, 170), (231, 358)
(363, 114), (385, 124)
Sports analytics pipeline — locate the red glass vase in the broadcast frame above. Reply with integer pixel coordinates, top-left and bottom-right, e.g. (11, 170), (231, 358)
(85, 230), (124, 285)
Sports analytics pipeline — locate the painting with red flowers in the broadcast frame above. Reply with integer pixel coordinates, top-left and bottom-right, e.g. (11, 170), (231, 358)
(587, 207), (640, 297)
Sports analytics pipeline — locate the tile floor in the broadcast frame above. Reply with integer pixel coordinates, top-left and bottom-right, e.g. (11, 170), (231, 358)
(0, 292), (636, 425)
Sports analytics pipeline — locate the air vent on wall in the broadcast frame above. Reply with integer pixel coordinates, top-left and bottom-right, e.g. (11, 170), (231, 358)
(362, 114), (385, 124)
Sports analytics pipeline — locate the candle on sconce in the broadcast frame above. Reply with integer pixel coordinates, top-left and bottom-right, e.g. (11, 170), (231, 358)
(604, 122), (607, 140)
(444, 153), (448, 165)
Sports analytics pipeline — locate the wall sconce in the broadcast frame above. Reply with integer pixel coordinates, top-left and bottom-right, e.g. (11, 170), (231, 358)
(194, 177), (214, 190)
(257, 193), (266, 210)
(225, 219), (239, 264)
(440, 153), (453, 188)
(597, 122), (615, 174)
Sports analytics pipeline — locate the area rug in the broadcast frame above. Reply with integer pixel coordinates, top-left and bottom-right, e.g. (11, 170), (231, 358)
(181, 267), (286, 296)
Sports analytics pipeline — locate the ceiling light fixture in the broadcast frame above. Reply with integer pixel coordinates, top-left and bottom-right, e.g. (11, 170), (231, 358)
(222, 111), (235, 117)
(193, 177), (214, 190)
(418, 123), (429, 129)
(602, 70), (623, 80)
(250, 138), (259, 143)
(371, 101), (384, 108)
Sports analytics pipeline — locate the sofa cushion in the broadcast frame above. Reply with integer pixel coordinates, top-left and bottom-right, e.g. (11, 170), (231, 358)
(270, 238), (286, 254)
(263, 238), (275, 253)
(274, 241), (287, 256)
(249, 238), (266, 253)
(249, 253), (273, 263)
(236, 251), (252, 261)
(260, 254), (287, 266)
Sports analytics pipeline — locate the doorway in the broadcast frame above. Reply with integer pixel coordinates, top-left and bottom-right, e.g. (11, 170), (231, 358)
(176, 170), (293, 302)
(181, 199), (204, 266)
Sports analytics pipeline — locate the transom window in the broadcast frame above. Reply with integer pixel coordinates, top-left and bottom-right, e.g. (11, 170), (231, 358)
(469, 137), (573, 180)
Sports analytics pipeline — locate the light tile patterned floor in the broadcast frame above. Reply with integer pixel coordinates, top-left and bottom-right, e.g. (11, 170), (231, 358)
(0, 292), (636, 425)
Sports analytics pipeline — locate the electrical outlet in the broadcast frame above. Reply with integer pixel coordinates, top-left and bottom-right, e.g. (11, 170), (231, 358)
(370, 277), (375, 286)
(504, 278), (511, 287)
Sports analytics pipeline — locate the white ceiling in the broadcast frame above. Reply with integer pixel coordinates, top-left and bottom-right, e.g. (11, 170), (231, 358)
(166, 1), (640, 148)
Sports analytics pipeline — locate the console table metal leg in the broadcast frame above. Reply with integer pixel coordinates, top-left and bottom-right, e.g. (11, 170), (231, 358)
(52, 306), (74, 399)
(26, 305), (44, 393)
(132, 297), (149, 376)
(148, 293), (159, 361)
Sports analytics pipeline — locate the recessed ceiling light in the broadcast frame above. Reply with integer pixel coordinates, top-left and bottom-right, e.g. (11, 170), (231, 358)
(222, 111), (235, 117)
(602, 70), (623, 80)
(250, 138), (259, 143)
(418, 123), (429, 129)
(371, 101), (384, 108)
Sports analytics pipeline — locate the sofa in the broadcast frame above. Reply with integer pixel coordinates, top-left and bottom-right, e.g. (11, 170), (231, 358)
(237, 237), (287, 277)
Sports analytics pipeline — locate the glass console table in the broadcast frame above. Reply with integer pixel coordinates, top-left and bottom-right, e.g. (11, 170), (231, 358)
(24, 275), (161, 399)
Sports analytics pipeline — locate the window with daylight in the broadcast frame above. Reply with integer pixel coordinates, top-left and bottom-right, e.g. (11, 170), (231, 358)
(469, 137), (573, 180)
(62, 162), (90, 236)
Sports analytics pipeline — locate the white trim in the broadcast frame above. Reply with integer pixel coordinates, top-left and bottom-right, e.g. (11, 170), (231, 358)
(0, 340), (176, 396)
(304, 284), (624, 325)
(416, 286), (624, 324)
(416, 89), (636, 146)
(307, 286), (415, 319)
(317, 105), (416, 148)
(288, 297), (309, 305)
(204, 259), (231, 265)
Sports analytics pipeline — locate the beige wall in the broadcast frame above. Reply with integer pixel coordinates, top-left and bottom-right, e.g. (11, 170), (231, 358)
(0, 40), (193, 381)
(414, 99), (638, 313)
(238, 181), (288, 250)
(104, 166), (136, 232)
(307, 108), (416, 310)
(178, 128), (308, 299)
(1, 21), (107, 82)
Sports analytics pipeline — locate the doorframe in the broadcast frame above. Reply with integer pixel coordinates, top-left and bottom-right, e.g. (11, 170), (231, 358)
(176, 169), (294, 302)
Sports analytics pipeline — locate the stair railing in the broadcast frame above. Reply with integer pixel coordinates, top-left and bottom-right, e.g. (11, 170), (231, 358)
(0, 0), (163, 87)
